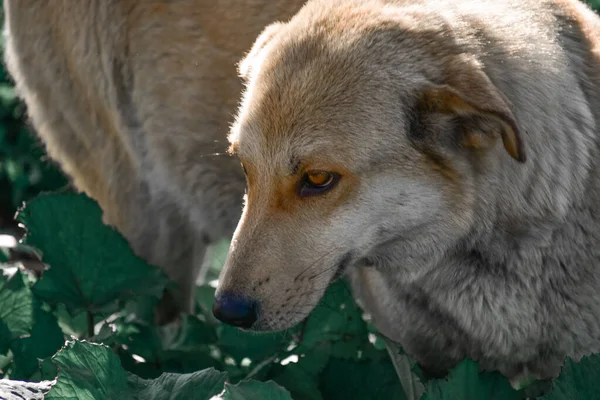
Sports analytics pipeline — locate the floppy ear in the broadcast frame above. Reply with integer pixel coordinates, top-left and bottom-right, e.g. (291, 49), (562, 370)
(418, 66), (526, 163)
(238, 22), (284, 81)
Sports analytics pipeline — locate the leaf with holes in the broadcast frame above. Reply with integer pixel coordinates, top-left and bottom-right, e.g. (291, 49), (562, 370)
(16, 193), (169, 316)
(46, 340), (130, 399)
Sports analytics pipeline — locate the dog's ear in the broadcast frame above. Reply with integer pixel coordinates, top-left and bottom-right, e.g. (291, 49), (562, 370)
(238, 22), (284, 81)
(418, 66), (526, 163)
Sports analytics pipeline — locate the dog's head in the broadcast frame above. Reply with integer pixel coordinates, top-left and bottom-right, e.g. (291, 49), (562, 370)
(213, 0), (525, 331)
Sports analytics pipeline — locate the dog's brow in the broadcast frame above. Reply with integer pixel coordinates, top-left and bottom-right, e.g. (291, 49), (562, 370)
(290, 158), (301, 175)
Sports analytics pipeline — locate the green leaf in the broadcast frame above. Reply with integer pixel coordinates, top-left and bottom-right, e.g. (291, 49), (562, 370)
(38, 357), (59, 381)
(268, 343), (332, 400)
(218, 325), (288, 363)
(128, 368), (227, 400)
(162, 314), (218, 351)
(46, 340), (130, 399)
(47, 340), (230, 400)
(318, 357), (406, 400)
(218, 380), (294, 400)
(16, 193), (169, 315)
(10, 305), (64, 380)
(96, 311), (221, 379)
(420, 359), (520, 400)
(540, 355), (600, 400)
(55, 303), (93, 338)
(0, 268), (35, 350)
(299, 280), (369, 360)
(272, 364), (323, 400)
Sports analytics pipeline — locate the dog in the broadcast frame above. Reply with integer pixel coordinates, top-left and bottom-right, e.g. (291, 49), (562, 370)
(2, 0), (307, 322)
(213, 0), (600, 385)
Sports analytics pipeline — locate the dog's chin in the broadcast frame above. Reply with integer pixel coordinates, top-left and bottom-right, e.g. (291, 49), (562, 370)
(248, 311), (312, 333)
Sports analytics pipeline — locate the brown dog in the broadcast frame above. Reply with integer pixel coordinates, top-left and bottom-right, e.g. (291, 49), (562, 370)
(3, 0), (306, 321)
(215, 0), (600, 385)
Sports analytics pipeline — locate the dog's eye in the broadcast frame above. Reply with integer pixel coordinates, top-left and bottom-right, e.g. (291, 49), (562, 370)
(299, 170), (340, 197)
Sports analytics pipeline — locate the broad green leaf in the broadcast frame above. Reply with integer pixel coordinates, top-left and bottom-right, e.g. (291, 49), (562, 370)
(10, 305), (64, 380)
(16, 193), (169, 315)
(420, 359), (520, 400)
(0, 268), (35, 350)
(540, 355), (600, 400)
(271, 347), (331, 400)
(47, 340), (130, 399)
(218, 380), (293, 400)
(319, 357), (406, 400)
(218, 325), (289, 363)
(128, 368), (227, 400)
(299, 280), (369, 360)
(271, 363), (323, 400)
(47, 340), (229, 400)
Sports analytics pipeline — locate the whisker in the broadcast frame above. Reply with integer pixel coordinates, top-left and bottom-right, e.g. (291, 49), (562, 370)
(294, 246), (345, 281)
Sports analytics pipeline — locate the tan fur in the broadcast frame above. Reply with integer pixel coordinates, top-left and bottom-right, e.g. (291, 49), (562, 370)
(218, 0), (600, 383)
(2, 0), (306, 321)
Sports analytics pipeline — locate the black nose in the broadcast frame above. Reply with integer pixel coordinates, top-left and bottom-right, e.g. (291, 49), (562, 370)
(212, 292), (258, 329)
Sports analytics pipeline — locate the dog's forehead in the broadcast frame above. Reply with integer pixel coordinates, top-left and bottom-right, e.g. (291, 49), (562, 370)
(232, 56), (369, 167)
(230, 10), (437, 170)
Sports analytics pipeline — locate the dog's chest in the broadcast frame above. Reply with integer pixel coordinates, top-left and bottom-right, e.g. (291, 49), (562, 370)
(347, 253), (547, 368)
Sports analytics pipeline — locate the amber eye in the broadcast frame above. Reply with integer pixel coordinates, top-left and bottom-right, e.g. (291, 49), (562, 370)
(307, 171), (333, 186)
(299, 170), (340, 197)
